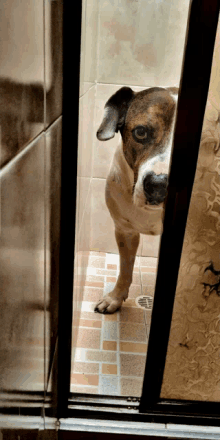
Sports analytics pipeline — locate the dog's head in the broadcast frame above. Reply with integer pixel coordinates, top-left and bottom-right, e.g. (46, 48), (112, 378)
(97, 86), (178, 208)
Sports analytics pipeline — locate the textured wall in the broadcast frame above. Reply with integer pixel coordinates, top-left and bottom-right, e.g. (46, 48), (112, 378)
(161, 16), (220, 401)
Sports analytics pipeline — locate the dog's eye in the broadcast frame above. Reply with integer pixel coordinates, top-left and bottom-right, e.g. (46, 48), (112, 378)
(134, 126), (147, 140)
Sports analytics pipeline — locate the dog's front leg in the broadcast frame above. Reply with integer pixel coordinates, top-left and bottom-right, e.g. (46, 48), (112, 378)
(94, 229), (140, 314)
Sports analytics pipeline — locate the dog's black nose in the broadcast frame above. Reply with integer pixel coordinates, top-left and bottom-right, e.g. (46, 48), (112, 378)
(143, 172), (168, 205)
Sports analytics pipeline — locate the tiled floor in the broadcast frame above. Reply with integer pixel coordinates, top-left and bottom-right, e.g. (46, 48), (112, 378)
(71, 251), (158, 397)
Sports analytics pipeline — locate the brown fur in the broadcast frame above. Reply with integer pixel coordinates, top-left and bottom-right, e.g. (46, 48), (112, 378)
(95, 87), (177, 314)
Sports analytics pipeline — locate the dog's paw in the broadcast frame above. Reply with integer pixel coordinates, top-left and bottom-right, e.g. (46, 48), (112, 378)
(94, 295), (124, 314)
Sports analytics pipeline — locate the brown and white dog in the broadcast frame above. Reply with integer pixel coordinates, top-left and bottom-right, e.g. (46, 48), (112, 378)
(94, 86), (178, 314)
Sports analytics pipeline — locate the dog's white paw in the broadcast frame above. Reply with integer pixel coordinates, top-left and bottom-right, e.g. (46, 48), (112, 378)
(94, 294), (124, 314)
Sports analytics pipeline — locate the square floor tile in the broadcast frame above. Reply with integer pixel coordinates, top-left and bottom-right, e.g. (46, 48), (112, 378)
(120, 323), (147, 343)
(120, 307), (144, 323)
(121, 378), (143, 397)
(71, 373), (99, 386)
(102, 364), (117, 375)
(73, 362), (99, 374)
(103, 321), (118, 340)
(120, 342), (148, 354)
(120, 353), (146, 377)
(103, 341), (117, 351)
(73, 327), (101, 349)
(86, 350), (117, 363)
(100, 375), (119, 395)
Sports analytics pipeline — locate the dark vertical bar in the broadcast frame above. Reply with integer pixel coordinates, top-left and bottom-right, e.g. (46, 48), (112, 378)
(56, 0), (82, 418)
(139, 0), (220, 412)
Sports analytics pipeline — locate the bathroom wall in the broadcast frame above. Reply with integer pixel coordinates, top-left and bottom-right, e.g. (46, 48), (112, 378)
(89, 0), (191, 256)
(0, 0), (63, 415)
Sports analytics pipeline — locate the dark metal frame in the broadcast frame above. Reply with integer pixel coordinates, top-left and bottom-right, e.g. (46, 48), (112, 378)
(57, 0), (220, 427)
(55, 0), (83, 420)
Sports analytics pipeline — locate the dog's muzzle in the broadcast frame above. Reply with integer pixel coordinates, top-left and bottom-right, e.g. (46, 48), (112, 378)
(143, 171), (168, 205)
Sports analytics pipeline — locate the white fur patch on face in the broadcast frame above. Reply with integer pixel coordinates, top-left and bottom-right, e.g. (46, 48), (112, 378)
(133, 93), (177, 208)
(133, 152), (171, 208)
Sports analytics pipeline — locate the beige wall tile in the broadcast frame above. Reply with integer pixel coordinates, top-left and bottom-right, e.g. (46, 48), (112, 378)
(79, 0), (99, 96)
(90, 178), (142, 255)
(78, 86), (96, 179)
(90, 178), (118, 253)
(97, 0), (190, 87)
(76, 176), (90, 233)
(141, 234), (161, 257)
(77, 184), (92, 253)
(84, 0), (99, 84)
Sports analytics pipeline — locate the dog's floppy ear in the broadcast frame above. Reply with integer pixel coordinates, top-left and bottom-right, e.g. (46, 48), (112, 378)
(97, 87), (134, 141)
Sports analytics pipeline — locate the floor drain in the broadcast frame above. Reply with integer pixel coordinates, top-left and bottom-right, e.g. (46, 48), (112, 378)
(135, 295), (154, 310)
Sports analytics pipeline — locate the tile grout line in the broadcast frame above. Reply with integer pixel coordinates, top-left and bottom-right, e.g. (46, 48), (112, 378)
(98, 251), (106, 394)
(117, 291), (121, 396)
(139, 256), (148, 340)
(116, 255), (121, 390)
(106, 252), (121, 395)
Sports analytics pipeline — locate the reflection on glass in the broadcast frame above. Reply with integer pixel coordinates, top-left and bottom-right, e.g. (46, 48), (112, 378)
(161, 16), (220, 402)
(0, 136), (45, 393)
(71, 0), (190, 396)
(0, 0), (45, 168)
(0, 0), (63, 168)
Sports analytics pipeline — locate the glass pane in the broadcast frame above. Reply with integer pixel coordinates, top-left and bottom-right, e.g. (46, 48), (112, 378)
(0, 0), (63, 412)
(161, 15), (220, 401)
(0, 136), (45, 394)
(71, 0), (191, 396)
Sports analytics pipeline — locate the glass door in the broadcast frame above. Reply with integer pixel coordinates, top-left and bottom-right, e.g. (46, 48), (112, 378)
(70, 0), (191, 399)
